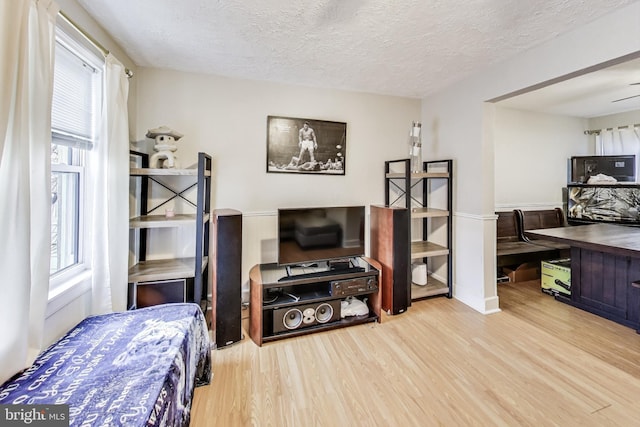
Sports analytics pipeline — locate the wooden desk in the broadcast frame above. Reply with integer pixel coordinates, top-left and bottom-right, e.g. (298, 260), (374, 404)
(526, 224), (640, 332)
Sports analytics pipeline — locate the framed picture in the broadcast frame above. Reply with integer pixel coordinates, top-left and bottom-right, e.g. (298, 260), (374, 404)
(266, 116), (346, 175)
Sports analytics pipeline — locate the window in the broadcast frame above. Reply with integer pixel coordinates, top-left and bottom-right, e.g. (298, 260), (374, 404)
(49, 27), (103, 291)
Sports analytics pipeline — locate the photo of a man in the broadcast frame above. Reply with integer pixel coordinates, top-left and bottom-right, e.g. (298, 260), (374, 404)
(298, 122), (317, 164)
(266, 116), (346, 175)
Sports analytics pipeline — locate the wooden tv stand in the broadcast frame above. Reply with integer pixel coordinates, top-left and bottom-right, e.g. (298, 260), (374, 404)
(249, 257), (382, 346)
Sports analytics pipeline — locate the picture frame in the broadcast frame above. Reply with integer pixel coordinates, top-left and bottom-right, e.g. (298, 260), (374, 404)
(266, 116), (346, 175)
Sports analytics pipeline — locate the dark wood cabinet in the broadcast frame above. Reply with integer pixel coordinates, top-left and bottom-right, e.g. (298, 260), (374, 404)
(565, 246), (640, 329)
(527, 224), (640, 332)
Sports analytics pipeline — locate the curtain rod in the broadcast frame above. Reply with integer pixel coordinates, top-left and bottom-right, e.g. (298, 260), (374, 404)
(584, 123), (640, 135)
(58, 10), (133, 78)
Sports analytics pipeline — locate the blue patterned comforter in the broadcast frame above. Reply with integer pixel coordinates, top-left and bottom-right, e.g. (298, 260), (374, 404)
(0, 303), (211, 426)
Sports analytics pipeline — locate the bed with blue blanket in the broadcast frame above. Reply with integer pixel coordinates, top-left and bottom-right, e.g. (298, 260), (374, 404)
(0, 303), (211, 426)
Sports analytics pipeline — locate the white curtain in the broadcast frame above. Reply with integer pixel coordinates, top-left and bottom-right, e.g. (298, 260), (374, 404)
(596, 126), (640, 181)
(89, 54), (130, 314)
(0, 0), (58, 385)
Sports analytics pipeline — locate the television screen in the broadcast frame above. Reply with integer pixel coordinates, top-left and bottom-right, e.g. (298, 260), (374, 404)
(277, 206), (365, 266)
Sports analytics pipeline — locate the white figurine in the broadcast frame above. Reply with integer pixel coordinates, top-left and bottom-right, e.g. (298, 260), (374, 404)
(146, 125), (183, 168)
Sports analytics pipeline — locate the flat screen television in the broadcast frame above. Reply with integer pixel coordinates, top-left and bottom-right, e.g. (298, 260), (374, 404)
(277, 206), (365, 267)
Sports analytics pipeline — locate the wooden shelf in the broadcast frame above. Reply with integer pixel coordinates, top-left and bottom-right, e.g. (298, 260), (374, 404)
(411, 241), (449, 258)
(411, 275), (450, 300)
(261, 314), (379, 343)
(386, 171), (449, 179)
(129, 213), (210, 228)
(130, 167), (211, 177)
(128, 256), (208, 283)
(410, 207), (449, 218)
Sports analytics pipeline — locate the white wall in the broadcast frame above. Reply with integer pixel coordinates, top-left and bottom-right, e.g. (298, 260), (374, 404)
(134, 68), (421, 299)
(422, 2), (640, 314)
(588, 110), (640, 130)
(586, 109), (640, 180)
(494, 109), (640, 211)
(494, 108), (590, 210)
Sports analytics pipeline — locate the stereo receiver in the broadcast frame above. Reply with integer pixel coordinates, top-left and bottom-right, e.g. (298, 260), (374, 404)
(330, 276), (378, 297)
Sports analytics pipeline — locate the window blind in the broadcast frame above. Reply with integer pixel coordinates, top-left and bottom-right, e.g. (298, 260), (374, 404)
(51, 42), (98, 149)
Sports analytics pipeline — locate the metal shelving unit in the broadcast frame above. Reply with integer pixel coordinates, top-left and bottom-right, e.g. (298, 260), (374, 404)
(128, 150), (212, 311)
(385, 158), (453, 300)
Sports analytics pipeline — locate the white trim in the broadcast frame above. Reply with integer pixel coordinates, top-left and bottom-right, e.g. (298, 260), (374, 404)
(243, 210), (276, 217)
(55, 21), (103, 70)
(454, 211), (495, 221)
(495, 202), (564, 211)
(47, 269), (92, 317)
(453, 291), (502, 315)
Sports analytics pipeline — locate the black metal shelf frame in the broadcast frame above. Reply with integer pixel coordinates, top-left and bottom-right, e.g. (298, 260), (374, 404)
(129, 150), (212, 307)
(384, 158), (453, 299)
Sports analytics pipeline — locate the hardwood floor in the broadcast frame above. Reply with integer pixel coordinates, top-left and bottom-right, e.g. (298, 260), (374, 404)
(191, 280), (640, 426)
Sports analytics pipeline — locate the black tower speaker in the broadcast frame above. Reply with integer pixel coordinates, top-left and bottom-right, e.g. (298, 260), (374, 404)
(370, 205), (411, 315)
(212, 209), (243, 349)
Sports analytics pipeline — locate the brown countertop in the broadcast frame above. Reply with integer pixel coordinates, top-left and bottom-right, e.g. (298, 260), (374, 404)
(525, 223), (640, 258)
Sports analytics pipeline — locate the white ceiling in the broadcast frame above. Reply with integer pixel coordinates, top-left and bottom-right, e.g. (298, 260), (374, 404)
(497, 57), (640, 118)
(77, 0), (640, 117)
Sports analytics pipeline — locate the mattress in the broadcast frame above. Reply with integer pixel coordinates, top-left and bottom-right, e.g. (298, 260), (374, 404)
(0, 303), (211, 426)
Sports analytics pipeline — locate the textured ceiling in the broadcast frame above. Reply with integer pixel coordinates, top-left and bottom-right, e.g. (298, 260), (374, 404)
(78, 0), (638, 107)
